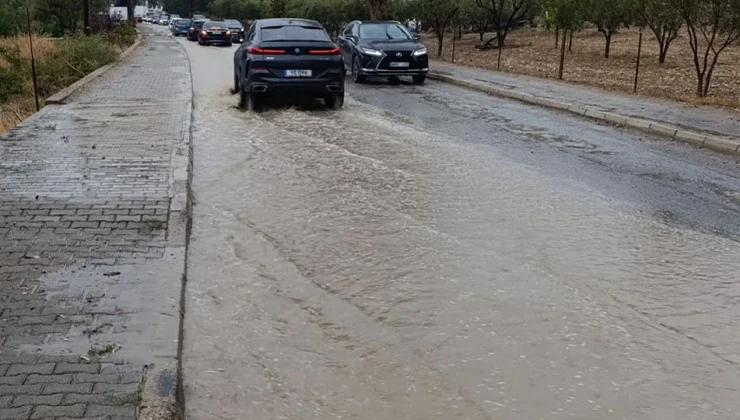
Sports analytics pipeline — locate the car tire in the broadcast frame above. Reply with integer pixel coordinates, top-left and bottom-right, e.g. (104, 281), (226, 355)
(233, 70), (240, 94)
(239, 86), (262, 112)
(325, 91), (344, 110)
(413, 74), (426, 85)
(352, 56), (365, 84)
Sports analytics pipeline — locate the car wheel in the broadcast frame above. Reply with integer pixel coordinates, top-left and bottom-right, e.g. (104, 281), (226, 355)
(325, 91), (344, 110)
(233, 70), (240, 94)
(239, 86), (262, 111)
(352, 56), (365, 84)
(413, 74), (426, 85)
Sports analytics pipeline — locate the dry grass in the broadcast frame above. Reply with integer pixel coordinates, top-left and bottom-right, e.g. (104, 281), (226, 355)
(0, 35), (61, 134)
(425, 27), (740, 111)
(0, 35), (59, 66)
(0, 29), (130, 136)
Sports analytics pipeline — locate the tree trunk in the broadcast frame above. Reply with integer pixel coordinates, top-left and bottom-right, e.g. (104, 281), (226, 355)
(479, 31), (484, 41)
(368, 0), (385, 20)
(702, 54), (720, 97)
(437, 32), (444, 57)
(568, 30), (573, 52)
(555, 27), (559, 48)
(659, 41), (667, 64)
(497, 28), (506, 48)
(558, 29), (567, 80)
(604, 32), (612, 59)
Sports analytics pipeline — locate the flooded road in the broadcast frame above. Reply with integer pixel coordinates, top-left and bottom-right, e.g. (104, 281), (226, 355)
(176, 31), (740, 420)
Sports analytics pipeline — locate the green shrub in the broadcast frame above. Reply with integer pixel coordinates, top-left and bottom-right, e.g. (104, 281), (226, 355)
(60, 34), (117, 74)
(105, 23), (137, 51)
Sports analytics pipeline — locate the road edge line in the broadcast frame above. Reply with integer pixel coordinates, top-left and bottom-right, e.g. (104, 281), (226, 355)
(46, 31), (144, 105)
(428, 72), (740, 158)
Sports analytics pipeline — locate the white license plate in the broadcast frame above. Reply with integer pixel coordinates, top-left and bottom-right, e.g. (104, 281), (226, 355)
(212, 31), (222, 35)
(285, 70), (312, 77)
(390, 62), (410, 68)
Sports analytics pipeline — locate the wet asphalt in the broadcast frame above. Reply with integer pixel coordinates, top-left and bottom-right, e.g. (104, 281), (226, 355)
(162, 24), (740, 420)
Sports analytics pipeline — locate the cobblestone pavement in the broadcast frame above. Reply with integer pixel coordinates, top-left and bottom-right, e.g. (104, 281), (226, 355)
(0, 27), (191, 419)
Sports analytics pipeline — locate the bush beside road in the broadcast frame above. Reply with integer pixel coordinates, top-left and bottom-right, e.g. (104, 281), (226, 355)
(0, 25), (137, 135)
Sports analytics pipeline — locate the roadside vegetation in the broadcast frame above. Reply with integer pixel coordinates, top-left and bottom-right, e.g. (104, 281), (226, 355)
(0, 0), (136, 135)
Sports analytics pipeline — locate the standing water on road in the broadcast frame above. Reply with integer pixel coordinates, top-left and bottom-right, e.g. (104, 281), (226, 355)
(177, 29), (740, 420)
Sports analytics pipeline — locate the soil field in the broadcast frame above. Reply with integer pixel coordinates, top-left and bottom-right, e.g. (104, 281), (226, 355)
(424, 26), (740, 111)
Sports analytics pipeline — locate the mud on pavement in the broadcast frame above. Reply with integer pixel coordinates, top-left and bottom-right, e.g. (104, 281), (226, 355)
(0, 27), (191, 420)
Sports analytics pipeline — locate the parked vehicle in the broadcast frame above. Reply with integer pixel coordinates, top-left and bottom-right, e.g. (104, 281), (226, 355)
(224, 19), (245, 43)
(233, 18), (345, 111)
(337, 20), (428, 84)
(172, 19), (192, 36)
(187, 19), (207, 41)
(198, 21), (233, 46)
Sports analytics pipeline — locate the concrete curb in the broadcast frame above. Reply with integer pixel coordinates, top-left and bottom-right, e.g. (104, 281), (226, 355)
(138, 35), (194, 420)
(46, 32), (144, 105)
(428, 72), (740, 157)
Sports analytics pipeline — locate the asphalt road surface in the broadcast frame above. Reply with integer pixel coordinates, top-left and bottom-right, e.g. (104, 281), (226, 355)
(164, 25), (740, 420)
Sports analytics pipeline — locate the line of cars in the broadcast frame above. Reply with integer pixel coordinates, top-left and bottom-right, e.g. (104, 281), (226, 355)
(167, 16), (245, 46)
(232, 19), (428, 112)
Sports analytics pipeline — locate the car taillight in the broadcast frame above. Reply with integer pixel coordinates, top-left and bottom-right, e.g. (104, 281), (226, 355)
(189, 28), (194, 32)
(308, 47), (341, 55)
(201, 30), (207, 36)
(248, 47), (285, 54)
(226, 30), (231, 36)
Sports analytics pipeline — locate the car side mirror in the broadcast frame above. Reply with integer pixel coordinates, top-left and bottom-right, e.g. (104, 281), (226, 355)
(414, 34), (421, 40)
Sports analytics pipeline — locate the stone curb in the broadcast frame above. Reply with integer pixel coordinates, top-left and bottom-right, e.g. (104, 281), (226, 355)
(137, 34), (194, 420)
(428, 72), (740, 157)
(46, 32), (144, 105)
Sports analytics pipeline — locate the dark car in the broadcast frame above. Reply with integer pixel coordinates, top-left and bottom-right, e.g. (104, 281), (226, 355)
(337, 20), (428, 84)
(187, 19), (207, 41)
(172, 18), (192, 36)
(224, 19), (245, 43)
(233, 18), (345, 111)
(192, 14), (207, 20)
(198, 20), (233, 46)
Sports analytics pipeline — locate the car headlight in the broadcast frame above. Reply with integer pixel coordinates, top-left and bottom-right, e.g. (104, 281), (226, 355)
(361, 47), (383, 56)
(412, 48), (427, 57)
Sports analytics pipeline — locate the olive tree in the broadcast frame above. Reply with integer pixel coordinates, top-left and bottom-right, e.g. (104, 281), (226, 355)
(474, 0), (534, 48)
(414, 0), (459, 56)
(584, 0), (632, 58)
(634, 0), (682, 63)
(677, 0), (740, 97)
(543, 0), (583, 78)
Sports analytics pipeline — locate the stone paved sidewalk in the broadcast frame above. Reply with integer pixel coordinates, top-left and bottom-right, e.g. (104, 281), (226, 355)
(430, 60), (740, 141)
(0, 27), (191, 420)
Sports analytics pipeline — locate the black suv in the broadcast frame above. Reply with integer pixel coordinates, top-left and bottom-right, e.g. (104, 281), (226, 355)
(337, 20), (428, 84)
(233, 18), (345, 110)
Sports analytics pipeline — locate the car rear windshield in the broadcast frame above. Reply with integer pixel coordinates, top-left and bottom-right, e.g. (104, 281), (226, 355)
(176, 20), (191, 27)
(204, 21), (227, 29)
(192, 21), (205, 28)
(261, 25), (330, 42)
(359, 23), (411, 40)
(225, 20), (242, 27)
